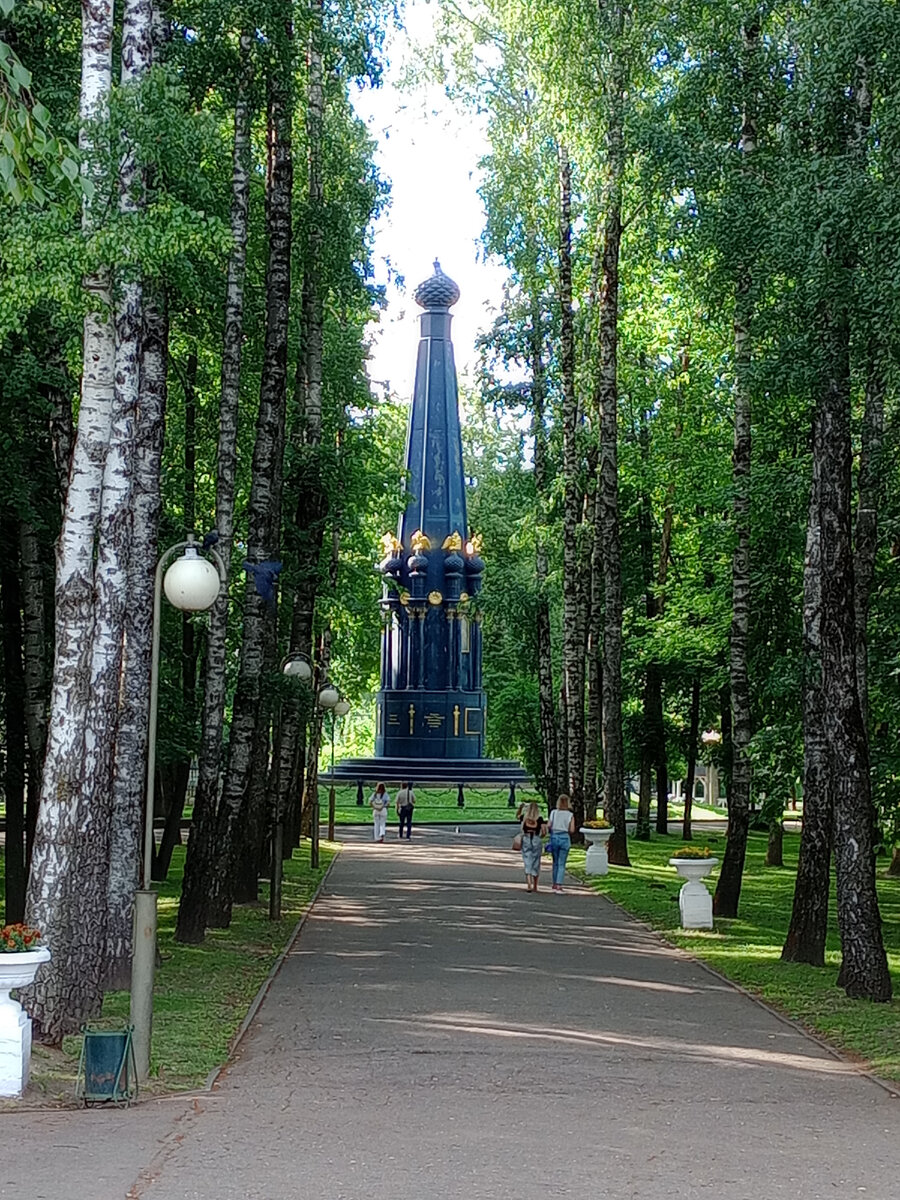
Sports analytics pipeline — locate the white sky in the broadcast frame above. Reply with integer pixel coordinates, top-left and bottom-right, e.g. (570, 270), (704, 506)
(353, 1), (508, 396)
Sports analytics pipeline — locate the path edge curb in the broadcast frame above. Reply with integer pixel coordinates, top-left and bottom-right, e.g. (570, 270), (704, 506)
(203, 848), (341, 1092)
(570, 865), (900, 1101)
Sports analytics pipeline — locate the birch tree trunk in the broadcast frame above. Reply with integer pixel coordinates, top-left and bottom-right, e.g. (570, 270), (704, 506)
(584, 492), (603, 819)
(213, 43), (293, 926)
(95, 0), (153, 990)
(176, 29), (253, 944)
(19, 518), (47, 863)
(274, 1), (328, 849)
(819, 304), (890, 1001)
(595, 30), (629, 866)
(531, 300), (557, 803)
(558, 144), (584, 823)
(25, 0), (116, 1041)
(682, 674), (701, 842)
(850, 59), (881, 732)
(714, 18), (757, 919)
(853, 351), (884, 729)
(105, 287), (166, 984)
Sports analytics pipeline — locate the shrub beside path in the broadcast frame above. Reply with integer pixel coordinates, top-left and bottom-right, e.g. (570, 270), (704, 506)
(2, 825), (899, 1199)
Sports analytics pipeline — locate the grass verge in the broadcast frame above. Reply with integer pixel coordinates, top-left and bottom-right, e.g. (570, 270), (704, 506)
(3, 841), (336, 1106)
(322, 785), (726, 826)
(568, 830), (900, 1082)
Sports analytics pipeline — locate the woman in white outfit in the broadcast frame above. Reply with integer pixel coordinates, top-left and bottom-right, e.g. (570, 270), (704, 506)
(370, 782), (390, 842)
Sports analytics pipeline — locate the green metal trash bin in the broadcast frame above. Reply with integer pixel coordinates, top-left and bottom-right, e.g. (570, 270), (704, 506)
(75, 1026), (138, 1106)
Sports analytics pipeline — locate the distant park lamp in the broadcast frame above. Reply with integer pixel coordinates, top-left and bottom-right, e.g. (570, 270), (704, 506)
(318, 682), (340, 709)
(131, 535), (226, 1087)
(701, 729), (722, 745)
(270, 650), (315, 920)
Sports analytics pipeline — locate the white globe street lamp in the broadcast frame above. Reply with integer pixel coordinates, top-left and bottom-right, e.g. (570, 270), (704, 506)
(270, 651), (315, 920)
(163, 547), (222, 611)
(282, 654), (312, 681)
(131, 535), (226, 1086)
(322, 692), (351, 841)
(318, 683), (340, 709)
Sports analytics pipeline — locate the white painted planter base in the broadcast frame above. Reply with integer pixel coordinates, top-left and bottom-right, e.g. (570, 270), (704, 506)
(677, 880), (713, 929)
(0, 947), (51, 1098)
(669, 859), (718, 931)
(580, 828), (614, 876)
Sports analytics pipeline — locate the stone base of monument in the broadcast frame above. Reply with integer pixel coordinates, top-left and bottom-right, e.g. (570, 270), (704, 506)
(326, 755), (531, 788)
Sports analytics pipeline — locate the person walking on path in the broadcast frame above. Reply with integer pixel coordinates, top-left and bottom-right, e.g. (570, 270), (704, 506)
(396, 780), (416, 839)
(370, 782), (391, 842)
(519, 801), (546, 892)
(547, 794), (575, 892)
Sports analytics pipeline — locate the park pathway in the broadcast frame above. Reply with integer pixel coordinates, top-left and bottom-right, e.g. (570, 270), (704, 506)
(3, 825), (899, 1199)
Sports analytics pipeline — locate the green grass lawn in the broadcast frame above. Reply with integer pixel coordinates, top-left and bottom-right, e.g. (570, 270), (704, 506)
(2, 842), (335, 1102)
(324, 783), (541, 823)
(568, 830), (900, 1081)
(320, 784), (727, 825)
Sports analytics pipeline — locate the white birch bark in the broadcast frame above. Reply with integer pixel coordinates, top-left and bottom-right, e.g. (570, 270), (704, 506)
(25, 0), (116, 1041)
(101, 0), (154, 988)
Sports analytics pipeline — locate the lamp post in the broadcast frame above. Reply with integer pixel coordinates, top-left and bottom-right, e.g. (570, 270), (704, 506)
(328, 698), (350, 840)
(131, 536), (225, 1085)
(311, 683), (339, 867)
(270, 653), (313, 920)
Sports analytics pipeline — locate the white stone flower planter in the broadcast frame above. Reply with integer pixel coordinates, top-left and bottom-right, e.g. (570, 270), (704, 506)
(0, 946), (51, 1098)
(581, 827), (614, 875)
(669, 858), (718, 929)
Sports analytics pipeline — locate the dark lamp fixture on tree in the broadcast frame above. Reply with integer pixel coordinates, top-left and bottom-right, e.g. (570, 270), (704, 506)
(131, 534), (226, 1086)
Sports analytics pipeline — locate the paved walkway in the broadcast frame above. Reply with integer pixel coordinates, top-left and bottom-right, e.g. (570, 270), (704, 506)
(3, 826), (899, 1199)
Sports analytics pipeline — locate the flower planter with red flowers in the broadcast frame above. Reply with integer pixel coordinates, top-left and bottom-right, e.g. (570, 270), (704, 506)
(0, 924), (51, 1098)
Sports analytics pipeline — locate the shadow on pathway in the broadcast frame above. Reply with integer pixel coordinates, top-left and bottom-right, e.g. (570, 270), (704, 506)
(2, 827), (897, 1200)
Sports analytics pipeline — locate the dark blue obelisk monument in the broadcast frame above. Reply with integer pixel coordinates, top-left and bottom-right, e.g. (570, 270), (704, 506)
(332, 261), (528, 787)
(375, 262), (486, 759)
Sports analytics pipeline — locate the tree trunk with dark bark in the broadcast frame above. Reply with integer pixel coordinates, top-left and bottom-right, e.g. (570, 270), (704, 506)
(819, 305), (890, 1001)
(558, 144), (584, 826)
(1, 521), (27, 922)
(18, 518), (47, 864)
(213, 45), (293, 927)
(853, 349), (884, 731)
(153, 761), (188, 880)
(683, 674), (700, 841)
(783, 435), (830, 964)
(177, 31), (253, 944)
(714, 19), (756, 919)
(766, 820), (784, 868)
(531, 300), (557, 803)
(273, 1), (329, 850)
(104, 284), (166, 988)
(596, 50), (629, 866)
